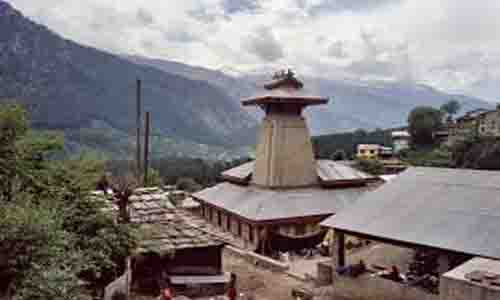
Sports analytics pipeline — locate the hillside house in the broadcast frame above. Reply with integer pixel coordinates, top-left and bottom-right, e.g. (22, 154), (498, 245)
(193, 71), (380, 255)
(391, 131), (410, 154)
(356, 144), (393, 160)
(477, 105), (500, 137)
(447, 108), (489, 144)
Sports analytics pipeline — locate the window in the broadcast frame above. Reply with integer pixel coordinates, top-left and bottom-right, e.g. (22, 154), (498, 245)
(370, 150), (375, 154)
(217, 211), (222, 226)
(360, 149), (366, 154)
(226, 215), (231, 231)
(237, 221), (242, 236)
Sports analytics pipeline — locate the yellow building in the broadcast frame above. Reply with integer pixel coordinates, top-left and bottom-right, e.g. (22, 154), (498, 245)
(356, 144), (392, 160)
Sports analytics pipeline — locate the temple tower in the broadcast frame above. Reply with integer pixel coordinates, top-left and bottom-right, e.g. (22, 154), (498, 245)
(242, 70), (328, 188)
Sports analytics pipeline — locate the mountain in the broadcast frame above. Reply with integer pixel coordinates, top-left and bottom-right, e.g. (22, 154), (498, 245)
(0, 1), (257, 151)
(0, 0), (493, 160)
(129, 57), (494, 135)
(297, 78), (493, 135)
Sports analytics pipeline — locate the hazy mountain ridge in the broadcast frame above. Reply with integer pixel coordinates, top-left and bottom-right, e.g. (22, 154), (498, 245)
(129, 57), (493, 135)
(0, 0), (494, 160)
(0, 1), (257, 149)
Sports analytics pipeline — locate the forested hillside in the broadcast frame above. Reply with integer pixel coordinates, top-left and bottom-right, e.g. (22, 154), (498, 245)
(0, 1), (256, 149)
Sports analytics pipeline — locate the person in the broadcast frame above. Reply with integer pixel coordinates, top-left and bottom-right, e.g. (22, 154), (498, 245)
(350, 260), (366, 277)
(96, 173), (110, 192)
(336, 260), (366, 277)
(160, 278), (173, 300)
(387, 265), (404, 282)
(227, 273), (237, 300)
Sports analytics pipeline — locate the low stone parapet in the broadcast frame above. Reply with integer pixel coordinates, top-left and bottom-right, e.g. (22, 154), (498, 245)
(331, 273), (438, 300)
(224, 246), (289, 272)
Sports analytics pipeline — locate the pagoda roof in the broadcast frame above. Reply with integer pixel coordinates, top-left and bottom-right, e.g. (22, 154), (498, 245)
(193, 160), (379, 223)
(242, 88), (328, 106)
(242, 72), (328, 107)
(220, 160), (378, 187)
(192, 182), (372, 223)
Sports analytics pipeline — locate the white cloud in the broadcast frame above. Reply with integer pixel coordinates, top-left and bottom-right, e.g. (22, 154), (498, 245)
(242, 26), (285, 62)
(5, 0), (500, 101)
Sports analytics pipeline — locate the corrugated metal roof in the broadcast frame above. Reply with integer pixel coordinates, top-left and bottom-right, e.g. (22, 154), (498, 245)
(193, 182), (371, 222)
(321, 167), (500, 259)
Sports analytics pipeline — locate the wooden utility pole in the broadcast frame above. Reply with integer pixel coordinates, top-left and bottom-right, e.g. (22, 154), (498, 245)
(136, 79), (142, 180)
(143, 111), (150, 186)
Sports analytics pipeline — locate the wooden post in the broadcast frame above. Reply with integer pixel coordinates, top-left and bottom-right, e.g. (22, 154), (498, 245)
(125, 256), (131, 300)
(337, 232), (346, 267)
(143, 111), (150, 186)
(136, 79), (142, 180)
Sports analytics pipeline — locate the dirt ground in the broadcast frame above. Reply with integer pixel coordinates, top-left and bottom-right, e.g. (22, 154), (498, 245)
(223, 251), (305, 300)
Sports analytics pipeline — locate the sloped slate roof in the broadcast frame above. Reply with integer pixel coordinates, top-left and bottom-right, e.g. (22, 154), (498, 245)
(95, 187), (222, 255)
(322, 167), (500, 259)
(192, 182), (371, 222)
(221, 160), (377, 186)
(130, 192), (222, 254)
(137, 220), (221, 254)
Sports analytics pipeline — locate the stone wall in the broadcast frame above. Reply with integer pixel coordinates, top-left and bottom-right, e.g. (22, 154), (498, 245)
(440, 257), (500, 300)
(440, 276), (500, 300)
(331, 274), (438, 300)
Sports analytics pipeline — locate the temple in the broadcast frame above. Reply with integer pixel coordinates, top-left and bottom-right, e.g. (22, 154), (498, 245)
(193, 70), (380, 254)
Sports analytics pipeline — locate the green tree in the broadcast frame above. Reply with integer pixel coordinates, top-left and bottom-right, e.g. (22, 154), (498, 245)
(331, 149), (346, 161)
(354, 159), (384, 175)
(176, 177), (202, 192)
(0, 104), (28, 201)
(408, 106), (443, 146)
(110, 173), (138, 223)
(145, 168), (162, 187)
(0, 104), (136, 299)
(451, 137), (500, 169)
(440, 99), (461, 119)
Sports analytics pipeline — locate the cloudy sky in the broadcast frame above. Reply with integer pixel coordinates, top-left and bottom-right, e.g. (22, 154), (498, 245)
(7, 0), (500, 101)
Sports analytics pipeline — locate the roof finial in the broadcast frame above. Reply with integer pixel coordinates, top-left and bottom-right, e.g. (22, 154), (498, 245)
(267, 68), (303, 90)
